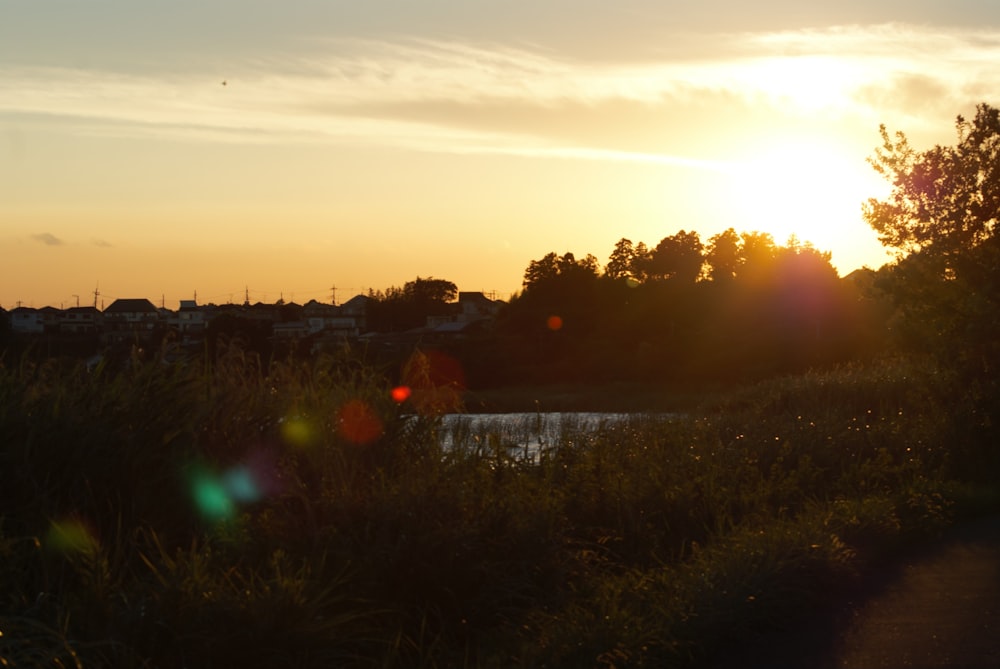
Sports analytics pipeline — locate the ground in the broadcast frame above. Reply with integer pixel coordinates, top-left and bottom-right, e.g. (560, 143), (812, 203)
(726, 515), (1000, 669)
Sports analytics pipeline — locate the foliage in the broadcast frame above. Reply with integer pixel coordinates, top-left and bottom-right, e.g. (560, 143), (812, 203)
(497, 233), (865, 386)
(864, 103), (1000, 459)
(366, 276), (459, 332)
(647, 230), (705, 282)
(0, 351), (993, 667)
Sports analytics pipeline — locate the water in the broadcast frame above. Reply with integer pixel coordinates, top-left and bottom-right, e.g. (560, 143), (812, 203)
(434, 412), (675, 462)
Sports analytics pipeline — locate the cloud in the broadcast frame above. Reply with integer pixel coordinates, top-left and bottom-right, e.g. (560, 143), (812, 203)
(1, 24), (999, 160)
(92, 238), (113, 247)
(31, 232), (64, 246)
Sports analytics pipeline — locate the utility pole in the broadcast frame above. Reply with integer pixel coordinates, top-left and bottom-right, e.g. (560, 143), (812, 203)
(73, 294), (80, 307)
(331, 284), (337, 305)
(92, 284), (100, 309)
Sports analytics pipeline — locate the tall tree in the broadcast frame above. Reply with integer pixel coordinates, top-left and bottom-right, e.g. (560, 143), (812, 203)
(605, 238), (636, 280)
(648, 230), (704, 282)
(523, 252), (560, 289)
(864, 103), (1000, 380)
(738, 231), (778, 281)
(705, 228), (741, 281)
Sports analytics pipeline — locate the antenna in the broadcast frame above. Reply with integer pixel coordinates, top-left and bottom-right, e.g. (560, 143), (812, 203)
(73, 294), (80, 308)
(244, 286), (250, 305)
(92, 283), (100, 309)
(331, 284), (337, 305)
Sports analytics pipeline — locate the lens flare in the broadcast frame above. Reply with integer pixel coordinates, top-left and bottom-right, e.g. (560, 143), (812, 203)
(337, 399), (383, 444)
(187, 452), (279, 522)
(222, 466), (261, 503)
(401, 349), (466, 415)
(281, 416), (314, 448)
(191, 470), (236, 521)
(391, 385), (412, 403)
(547, 315), (563, 331)
(46, 519), (98, 555)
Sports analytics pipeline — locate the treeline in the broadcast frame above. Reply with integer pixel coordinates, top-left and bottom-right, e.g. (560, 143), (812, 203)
(485, 230), (885, 387)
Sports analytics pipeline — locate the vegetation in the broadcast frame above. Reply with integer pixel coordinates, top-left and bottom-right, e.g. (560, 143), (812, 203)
(495, 233), (872, 386)
(2, 104), (1000, 667)
(2, 350), (995, 668)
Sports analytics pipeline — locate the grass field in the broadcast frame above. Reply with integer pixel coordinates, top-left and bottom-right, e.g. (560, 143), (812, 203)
(2, 347), (998, 667)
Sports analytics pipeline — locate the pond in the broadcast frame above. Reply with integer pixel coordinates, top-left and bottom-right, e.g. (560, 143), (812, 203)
(433, 412), (679, 462)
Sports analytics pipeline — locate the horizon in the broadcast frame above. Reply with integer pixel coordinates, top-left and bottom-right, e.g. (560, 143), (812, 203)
(5, 2), (1000, 309)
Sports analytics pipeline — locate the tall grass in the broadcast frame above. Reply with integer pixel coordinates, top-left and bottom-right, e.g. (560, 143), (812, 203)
(1, 348), (996, 667)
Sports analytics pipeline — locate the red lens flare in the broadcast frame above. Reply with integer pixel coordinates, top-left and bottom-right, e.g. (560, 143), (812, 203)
(337, 399), (383, 444)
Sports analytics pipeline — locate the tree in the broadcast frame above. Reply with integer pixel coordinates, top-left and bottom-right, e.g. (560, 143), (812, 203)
(631, 242), (652, 282)
(605, 238), (636, 280)
(366, 276), (458, 332)
(865, 104), (1000, 274)
(738, 231), (778, 281)
(522, 252), (599, 291)
(864, 103), (1000, 395)
(705, 228), (740, 281)
(523, 252), (560, 289)
(404, 277), (458, 305)
(647, 230), (704, 282)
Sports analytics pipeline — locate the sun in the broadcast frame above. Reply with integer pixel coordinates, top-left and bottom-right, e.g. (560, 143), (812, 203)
(722, 134), (891, 272)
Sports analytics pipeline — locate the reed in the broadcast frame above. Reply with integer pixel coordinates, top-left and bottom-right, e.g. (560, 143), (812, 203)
(1, 349), (994, 667)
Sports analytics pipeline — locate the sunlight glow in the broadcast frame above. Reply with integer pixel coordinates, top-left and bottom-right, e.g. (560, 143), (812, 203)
(724, 135), (891, 269)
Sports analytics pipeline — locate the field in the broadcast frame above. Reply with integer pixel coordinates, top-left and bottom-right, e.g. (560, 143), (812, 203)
(2, 347), (998, 668)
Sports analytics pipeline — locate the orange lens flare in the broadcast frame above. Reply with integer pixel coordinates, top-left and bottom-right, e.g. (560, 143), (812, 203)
(391, 385), (412, 403)
(547, 315), (563, 331)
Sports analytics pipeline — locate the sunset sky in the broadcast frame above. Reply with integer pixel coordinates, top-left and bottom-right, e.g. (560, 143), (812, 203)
(4, 1), (1000, 309)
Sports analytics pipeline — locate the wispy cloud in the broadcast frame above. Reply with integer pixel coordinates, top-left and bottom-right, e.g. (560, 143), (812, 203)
(31, 232), (64, 246)
(1, 24), (998, 158)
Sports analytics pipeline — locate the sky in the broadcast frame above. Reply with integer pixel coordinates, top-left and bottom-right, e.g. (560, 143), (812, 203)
(3, 1), (1000, 309)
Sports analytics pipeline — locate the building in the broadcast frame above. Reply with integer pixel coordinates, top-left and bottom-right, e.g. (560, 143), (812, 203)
(103, 298), (160, 342)
(60, 306), (101, 335)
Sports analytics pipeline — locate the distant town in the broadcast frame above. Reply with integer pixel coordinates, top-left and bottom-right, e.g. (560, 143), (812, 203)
(1, 290), (505, 358)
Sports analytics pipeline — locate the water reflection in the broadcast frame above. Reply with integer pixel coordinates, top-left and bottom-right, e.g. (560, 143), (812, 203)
(436, 412), (677, 462)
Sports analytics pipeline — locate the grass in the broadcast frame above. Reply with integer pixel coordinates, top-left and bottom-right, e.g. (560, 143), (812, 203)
(1, 347), (998, 667)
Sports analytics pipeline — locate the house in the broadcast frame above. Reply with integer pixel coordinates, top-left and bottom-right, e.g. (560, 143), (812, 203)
(300, 299), (356, 336)
(169, 299), (208, 339)
(103, 298), (160, 342)
(272, 320), (311, 339)
(9, 306), (45, 334)
(340, 294), (372, 332)
(457, 292), (503, 323)
(424, 292), (502, 329)
(61, 306), (102, 335)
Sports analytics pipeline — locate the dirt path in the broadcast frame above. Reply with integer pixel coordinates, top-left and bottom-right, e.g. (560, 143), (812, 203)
(722, 515), (1000, 669)
(831, 515), (1000, 668)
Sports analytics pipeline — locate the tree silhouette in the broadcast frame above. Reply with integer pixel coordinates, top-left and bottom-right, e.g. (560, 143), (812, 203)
(705, 228), (740, 282)
(647, 230), (704, 282)
(865, 103), (1000, 381)
(606, 238), (636, 280)
(367, 276), (458, 332)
